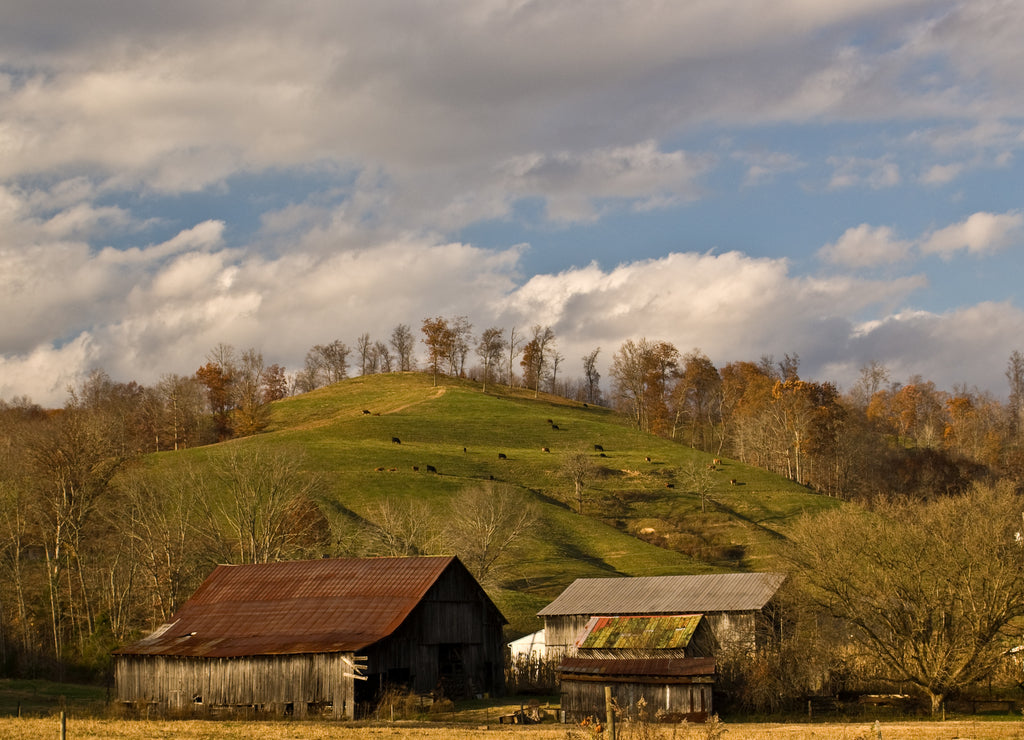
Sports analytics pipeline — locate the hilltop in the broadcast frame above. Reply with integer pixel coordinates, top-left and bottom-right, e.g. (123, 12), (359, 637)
(156, 372), (838, 636)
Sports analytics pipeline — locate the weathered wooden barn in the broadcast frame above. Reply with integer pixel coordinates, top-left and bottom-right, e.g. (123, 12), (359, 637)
(556, 614), (717, 722)
(114, 555), (506, 719)
(538, 572), (786, 660)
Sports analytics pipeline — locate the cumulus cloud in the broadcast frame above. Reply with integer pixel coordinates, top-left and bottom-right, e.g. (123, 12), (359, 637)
(2, 0), (1024, 408)
(820, 210), (1023, 268)
(920, 211), (1023, 257)
(498, 141), (714, 223)
(818, 224), (913, 268)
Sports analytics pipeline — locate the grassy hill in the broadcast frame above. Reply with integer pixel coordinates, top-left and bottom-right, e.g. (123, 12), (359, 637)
(156, 372), (839, 636)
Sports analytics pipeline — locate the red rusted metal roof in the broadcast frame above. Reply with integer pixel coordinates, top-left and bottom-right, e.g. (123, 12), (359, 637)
(116, 556), (471, 658)
(557, 656), (715, 678)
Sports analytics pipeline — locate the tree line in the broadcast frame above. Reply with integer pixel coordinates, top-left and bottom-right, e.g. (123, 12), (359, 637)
(3, 314), (1024, 706)
(609, 341), (1024, 502)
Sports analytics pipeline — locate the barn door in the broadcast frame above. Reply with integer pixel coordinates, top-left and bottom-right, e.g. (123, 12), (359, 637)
(438, 644), (468, 698)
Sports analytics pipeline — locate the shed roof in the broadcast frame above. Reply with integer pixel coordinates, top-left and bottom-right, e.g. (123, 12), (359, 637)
(557, 656), (715, 678)
(116, 556), (496, 658)
(538, 572), (785, 617)
(576, 615), (703, 650)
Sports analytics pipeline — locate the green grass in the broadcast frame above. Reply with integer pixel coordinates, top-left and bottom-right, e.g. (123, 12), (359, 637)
(0, 679), (107, 717)
(149, 373), (840, 636)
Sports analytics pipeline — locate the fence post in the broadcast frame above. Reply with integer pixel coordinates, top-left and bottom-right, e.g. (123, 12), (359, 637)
(604, 686), (615, 740)
(60, 710), (66, 740)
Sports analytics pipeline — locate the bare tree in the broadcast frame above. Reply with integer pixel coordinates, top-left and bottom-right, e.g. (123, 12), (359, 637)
(1007, 350), (1024, 436)
(550, 351), (565, 395)
(233, 348), (271, 437)
(849, 360), (889, 412)
(507, 326), (524, 386)
(561, 447), (597, 514)
(476, 327), (506, 393)
(390, 323), (416, 372)
(522, 325), (556, 398)
(445, 483), (538, 585)
(115, 464), (207, 625)
(375, 341), (393, 373)
(680, 461), (715, 513)
(357, 333), (373, 376)
(452, 316), (474, 377)
(364, 497), (440, 557)
(204, 447), (327, 564)
(582, 348), (602, 405)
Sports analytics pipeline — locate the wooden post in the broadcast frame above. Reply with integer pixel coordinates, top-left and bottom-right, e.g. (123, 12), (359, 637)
(604, 686), (615, 740)
(59, 710), (66, 740)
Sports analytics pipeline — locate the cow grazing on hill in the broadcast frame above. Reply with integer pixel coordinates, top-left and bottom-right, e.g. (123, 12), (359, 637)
(498, 453), (507, 460)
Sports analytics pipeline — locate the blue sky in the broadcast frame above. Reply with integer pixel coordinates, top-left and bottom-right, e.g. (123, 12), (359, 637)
(1, 1), (1023, 405)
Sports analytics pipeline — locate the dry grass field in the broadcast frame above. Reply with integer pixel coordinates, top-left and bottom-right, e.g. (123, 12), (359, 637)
(4, 716), (1024, 740)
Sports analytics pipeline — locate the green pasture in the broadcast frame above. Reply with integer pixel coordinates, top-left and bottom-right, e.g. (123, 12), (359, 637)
(147, 373), (839, 636)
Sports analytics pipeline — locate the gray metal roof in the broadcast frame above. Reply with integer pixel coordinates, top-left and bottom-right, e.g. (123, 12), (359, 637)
(537, 572), (785, 617)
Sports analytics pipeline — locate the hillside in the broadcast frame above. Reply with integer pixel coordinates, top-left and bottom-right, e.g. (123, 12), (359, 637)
(157, 373), (839, 636)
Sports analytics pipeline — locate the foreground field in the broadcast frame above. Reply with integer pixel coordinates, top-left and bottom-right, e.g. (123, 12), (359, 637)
(5, 717), (1024, 740)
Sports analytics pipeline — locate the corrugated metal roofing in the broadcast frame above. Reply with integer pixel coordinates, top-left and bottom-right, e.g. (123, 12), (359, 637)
(558, 656), (715, 678)
(116, 556), (477, 658)
(538, 572), (785, 617)
(576, 615), (703, 650)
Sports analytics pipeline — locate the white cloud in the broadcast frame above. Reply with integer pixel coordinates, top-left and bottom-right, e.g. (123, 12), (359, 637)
(734, 150), (803, 187)
(818, 224), (913, 267)
(498, 141), (714, 223)
(919, 162), (964, 185)
(920, 210), (1023, 257)
(827, 156), (901, 190)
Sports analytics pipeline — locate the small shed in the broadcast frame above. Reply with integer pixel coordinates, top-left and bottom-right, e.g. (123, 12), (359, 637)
(538, 572), (785, 660)
(558, 657), (715, 723)
(557, 614), (716, 722)
(114, 555), (506, 719)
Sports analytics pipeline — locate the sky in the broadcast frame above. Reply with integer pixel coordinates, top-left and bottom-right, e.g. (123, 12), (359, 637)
(2, 0), (1024, 406)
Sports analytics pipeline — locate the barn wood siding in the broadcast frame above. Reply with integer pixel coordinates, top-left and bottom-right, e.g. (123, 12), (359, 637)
(544, 615), (593, 659)
(114, 652), (356, 719)
(364, 561), (506, 697)
(560, 677), (713, 723)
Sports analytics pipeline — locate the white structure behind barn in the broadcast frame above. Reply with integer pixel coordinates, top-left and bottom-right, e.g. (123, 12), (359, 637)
(508, 629), (546, 660)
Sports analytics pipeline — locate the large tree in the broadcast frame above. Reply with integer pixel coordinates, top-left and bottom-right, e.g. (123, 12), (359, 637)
(785, 480), (1024, 713)
(609, 338), (679, 434)
(421, 316), (455, 386)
